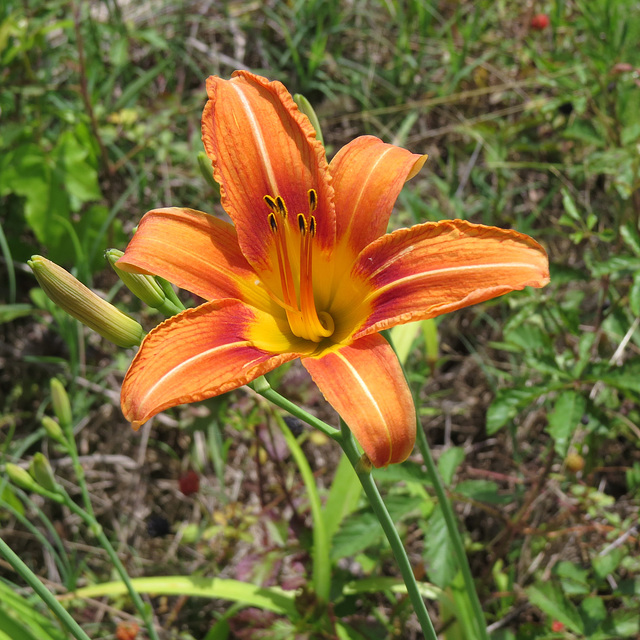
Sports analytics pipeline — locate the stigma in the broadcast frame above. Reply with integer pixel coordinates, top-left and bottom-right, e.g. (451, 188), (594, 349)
(264, 190), (335, 342)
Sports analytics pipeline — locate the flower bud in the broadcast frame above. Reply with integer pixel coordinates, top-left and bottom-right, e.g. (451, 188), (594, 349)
(29, 453), (58, 492)
(106, 249), (182, 316)
(50, 378), (72, 427)
(42, 416), (67, 447)
(28, 255), (143, 348)
(5, 463), (40, 492)
(293, 93), (324, 146)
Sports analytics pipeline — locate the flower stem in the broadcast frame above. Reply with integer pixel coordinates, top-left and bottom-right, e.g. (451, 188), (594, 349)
(0, 535), (92, 640)
(272, 411), (331, 605)
(415, 424), (489, 640)
(253, 385), (438, 638)
(338, 421), (439, 640)
(58, 491), (161, 640)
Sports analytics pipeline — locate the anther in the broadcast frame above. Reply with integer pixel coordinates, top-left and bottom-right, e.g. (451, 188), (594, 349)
(308, 189), (317, 211)
(275, 196), (287, 217)
(268, 212), (278, 232)
(309, 216), (316, 238)
(264, 195), (278, 212)
(297, 213), (307, 234)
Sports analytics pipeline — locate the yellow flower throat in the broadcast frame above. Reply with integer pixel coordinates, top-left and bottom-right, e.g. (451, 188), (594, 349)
(264, 190), (335, 343)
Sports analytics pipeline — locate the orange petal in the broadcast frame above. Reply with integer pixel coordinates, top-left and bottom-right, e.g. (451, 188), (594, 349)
(352, 220), (550, 337)
(302, 334), (416, 467)
(202, 71), (336, 283)
(121, 299), (299, 427)
(330, 135), (427, 255)
(116, 208), (270, 310)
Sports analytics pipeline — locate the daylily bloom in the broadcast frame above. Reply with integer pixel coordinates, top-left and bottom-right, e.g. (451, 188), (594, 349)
(117, 71), (549, 467)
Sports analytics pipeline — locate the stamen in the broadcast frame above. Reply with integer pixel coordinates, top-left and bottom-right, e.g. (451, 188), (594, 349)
(308, 188), (317, 211)
(264, 192), (334, 342)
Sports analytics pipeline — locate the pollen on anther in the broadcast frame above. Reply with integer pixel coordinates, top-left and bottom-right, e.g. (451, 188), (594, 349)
(308, 189), (317, 211)
(275, 196), (287, 217)
(297, 213), (307, 234)
(268, 212), (278, 232)
(309, 216), (317, 237)
(264, 195), (278, 212)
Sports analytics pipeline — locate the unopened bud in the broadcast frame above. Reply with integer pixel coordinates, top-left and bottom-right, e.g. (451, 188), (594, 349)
(42, 416), (67, 447)
(5, 463), (40, 492)
(29, 453), (58, 492)
(50, 378), (72, 427)
(197, 152), (221, 196)
(106, 249), (182, 316)
(28, 255), (143, 348)
(293, 94), (324, 146)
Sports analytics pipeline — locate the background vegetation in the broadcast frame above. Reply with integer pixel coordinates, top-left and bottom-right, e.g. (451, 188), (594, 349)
(1, 0), (640, 638)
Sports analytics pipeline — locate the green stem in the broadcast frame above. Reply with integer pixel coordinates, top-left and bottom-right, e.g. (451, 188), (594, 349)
(272, 412), (331, 604)
(0, 536), (92, 640)
(257, 385), (340, 439)
(415, 425), (489, 640)
(338, 421), (439, 640)
(254, 384), (437, 638)
(58, 491), (161, 640)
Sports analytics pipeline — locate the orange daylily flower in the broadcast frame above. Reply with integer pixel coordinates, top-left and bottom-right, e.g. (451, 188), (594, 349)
(118, 71), (549, 467)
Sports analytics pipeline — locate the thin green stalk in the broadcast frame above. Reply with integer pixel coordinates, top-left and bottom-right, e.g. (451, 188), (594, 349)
(57, 490), (160, 640)
(415, 425), (489, 640)
(253, 384), (437, 639)
(338, 421), (438, 640)
(272, 411), (331, 604)
(0, 536), (92, 640)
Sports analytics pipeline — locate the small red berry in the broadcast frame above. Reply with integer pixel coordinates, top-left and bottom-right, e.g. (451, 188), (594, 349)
(116, 621), (139, 640)
(179, 470), (200, 496)
(551, 620), (565, 632)
(531, 13), (550, 30)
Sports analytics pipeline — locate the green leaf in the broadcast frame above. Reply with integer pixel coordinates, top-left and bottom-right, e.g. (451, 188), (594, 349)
(620, 223), (640, 257)
(547, 391), (586, 457)
(323, 453), (362, 542)
(0, 304), (33, 323)
(331, 511), (383, 560)
(526, 583), (584, 634)
(456, 480), (511, 505)
(561, 187), (582, 222)
(71, 576), (296, 617)
(437, 447), (465, 485)
(593, 548), (624, 581)
(422, 506), (457, 588)
(630, 273), (640, 316)
(390, 320), (422, 366)
(587, 360), (640, 394)
(486, 385), (554, 434)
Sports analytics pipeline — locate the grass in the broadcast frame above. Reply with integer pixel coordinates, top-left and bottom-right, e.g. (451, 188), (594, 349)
(1, 0), (640, 638)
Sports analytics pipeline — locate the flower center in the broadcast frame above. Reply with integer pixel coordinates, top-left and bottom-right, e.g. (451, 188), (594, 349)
(264, 190), (335, 343)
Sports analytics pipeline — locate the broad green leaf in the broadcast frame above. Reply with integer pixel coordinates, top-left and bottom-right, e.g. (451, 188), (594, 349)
(456, 480), (511, 505)
(561, 187), (582, 222)
(437, 446), (465, 485)
(621, 223), (640, 257)
(593, 548), (624, 581)
(487, 385), (556, 434)
(526, 583), (584, 634)
(587, 361), (640, 394)
(323, 453), (362, 542)
(547, 392), (586, 457)
(71, 576), (296, 617)
(331, 512), (382, 560)
(422, 506), (457, 588)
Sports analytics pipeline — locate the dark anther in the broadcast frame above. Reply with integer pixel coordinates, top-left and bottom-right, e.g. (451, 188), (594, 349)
(309, 216), (316, 237)
(268, 212), (278, 232)
(297, 213), (307, 234)
(308, 188), (317, 211)
(276, 196), (287, 216)
(264, 195), (277, 212)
